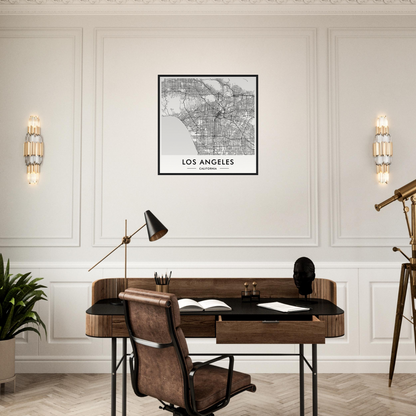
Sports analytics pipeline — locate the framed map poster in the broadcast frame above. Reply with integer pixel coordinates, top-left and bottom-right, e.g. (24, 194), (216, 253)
(158, 75), (258, 175)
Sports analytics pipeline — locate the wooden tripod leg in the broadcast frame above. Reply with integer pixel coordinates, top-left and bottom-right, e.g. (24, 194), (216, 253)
(389, 264), (409, 387)
(410, 270), (416, 355)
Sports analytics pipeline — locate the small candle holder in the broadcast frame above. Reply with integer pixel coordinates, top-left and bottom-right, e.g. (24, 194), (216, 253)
(250, 291), (260, 302)
(241, 290), (252, 302)
(251, 281), (260, 302)
(241, 282), (252, 302)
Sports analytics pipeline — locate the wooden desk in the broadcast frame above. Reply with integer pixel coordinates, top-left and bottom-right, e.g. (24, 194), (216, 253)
(86, 278), (344, 416)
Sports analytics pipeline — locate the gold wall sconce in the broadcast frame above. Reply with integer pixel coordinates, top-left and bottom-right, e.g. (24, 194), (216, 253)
(373, 115), (392, 184)
(24, 116), (44, 185)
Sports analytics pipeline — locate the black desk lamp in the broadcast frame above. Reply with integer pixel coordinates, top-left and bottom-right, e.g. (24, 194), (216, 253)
(88, 210), (168, 301)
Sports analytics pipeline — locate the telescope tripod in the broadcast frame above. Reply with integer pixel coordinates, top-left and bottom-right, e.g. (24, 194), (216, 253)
(388, 262), (416, 387)
(376, 182), (416, 386)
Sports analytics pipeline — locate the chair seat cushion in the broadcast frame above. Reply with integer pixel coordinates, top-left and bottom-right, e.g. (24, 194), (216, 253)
(192, 364), (254, 412)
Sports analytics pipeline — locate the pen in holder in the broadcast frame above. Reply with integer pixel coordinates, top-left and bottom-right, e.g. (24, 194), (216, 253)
(154, 271), (172, 293)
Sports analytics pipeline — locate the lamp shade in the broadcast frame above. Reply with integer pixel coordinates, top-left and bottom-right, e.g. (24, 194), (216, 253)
(144, 210), (168, 242)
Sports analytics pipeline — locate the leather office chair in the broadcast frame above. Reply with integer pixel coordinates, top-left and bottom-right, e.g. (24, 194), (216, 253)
(119, 288), (256, 416)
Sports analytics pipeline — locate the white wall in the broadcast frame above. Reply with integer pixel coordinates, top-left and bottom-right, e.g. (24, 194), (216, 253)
(1, 9), (416, 373)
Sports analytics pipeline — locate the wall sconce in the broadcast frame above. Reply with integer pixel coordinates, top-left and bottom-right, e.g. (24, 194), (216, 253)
(373, 115), (392, 184)
(24, 116), (44, 185)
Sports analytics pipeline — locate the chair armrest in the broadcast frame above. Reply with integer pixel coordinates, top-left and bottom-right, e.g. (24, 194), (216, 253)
(188, 355), (234, 415)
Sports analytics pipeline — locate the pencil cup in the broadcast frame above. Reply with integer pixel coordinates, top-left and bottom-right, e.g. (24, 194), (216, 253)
(156, 285), (169, 293)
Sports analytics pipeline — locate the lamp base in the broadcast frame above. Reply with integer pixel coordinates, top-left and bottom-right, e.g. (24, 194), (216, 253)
(108, 298), (123, 306)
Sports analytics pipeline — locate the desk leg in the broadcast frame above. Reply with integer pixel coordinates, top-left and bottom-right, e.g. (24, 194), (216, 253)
(299, 344), (304, 416)
(111, 338), (117, 416)
(122, 338), (127, 416)
(312, 344), (318, 416)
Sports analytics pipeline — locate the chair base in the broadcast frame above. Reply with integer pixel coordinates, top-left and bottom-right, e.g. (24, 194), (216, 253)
(159, 402), (214, 416)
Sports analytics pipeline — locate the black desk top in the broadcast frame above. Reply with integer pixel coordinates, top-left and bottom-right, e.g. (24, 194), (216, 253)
(86, 298), (343, 319)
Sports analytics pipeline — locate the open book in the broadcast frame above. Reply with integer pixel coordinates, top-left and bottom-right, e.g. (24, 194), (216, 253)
(178, 298), (232, 312)
(257, 301), (310, 313)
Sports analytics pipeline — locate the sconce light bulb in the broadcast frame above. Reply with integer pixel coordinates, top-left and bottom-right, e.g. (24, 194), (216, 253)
(27, 171), (39, 185)
(377, 171), (389, 185)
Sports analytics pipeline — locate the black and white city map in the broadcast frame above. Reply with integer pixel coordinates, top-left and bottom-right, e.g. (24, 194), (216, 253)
(158, 75), (258, 175)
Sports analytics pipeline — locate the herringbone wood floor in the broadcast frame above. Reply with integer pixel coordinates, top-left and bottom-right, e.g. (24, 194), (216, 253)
(1, 373), (416, 415)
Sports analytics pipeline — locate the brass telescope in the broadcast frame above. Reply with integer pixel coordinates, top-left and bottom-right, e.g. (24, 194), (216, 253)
(375, 178), (416, 211)
(375, 178), (416, 387)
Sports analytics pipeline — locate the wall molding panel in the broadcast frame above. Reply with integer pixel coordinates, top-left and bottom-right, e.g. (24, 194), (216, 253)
(3, 13), (416, 376)
(93, 28), (318, 248)
(0, 28), (82, 247)
(329, 28), (416, 247)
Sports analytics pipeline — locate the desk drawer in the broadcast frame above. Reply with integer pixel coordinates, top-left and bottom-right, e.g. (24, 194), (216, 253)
(216, 316), (325, 344)
(181, 315), (216, 338)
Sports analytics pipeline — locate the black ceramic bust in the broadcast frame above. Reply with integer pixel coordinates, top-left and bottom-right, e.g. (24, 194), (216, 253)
(293, 257), (315, 296)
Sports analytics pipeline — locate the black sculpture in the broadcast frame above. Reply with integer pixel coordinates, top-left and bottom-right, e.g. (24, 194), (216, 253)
(293, 257), (315, 297)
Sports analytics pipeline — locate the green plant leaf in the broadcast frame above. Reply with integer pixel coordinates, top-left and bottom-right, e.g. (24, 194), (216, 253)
(5, 258), (10, 280)
(33, 311), (47, 337)
(0, 256), (48, 340)
(0, 254), (4, 286)
(11, 273), (32, 288)
(4, 289), (19, 305)
(0, 301), (14, 339)
(12, 326), (42, 338)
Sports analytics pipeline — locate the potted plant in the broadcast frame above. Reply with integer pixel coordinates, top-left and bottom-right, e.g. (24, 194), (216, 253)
(0, 253), (47, 386)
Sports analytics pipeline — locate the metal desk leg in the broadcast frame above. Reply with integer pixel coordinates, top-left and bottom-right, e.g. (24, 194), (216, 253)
(299, 344), (304, 416)
(122, 338), (127, 416)
(111, 338), (117, 416)
(312, 344), (318, 416)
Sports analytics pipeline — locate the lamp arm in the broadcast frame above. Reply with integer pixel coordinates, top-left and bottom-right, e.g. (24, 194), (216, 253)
(88, 223), (146, 273)
(88, 240), (125, 272)
(128, 223), (146, 240)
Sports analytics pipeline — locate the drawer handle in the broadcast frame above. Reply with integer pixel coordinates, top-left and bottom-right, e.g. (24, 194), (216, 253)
(262, 320), (280, 323)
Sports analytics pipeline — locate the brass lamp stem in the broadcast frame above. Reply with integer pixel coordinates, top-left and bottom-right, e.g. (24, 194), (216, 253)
(123, 222), (146, 292)
(89, 221), (148, 301)
(88, 223), (147, 273)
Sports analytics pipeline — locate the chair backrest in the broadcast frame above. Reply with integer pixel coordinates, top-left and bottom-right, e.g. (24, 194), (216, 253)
(119, 288), (193, 409)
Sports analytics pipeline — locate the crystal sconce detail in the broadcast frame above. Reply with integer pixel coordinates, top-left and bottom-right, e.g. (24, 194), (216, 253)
(24, 116), (44, 185)
(373, 115), (392, 184)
